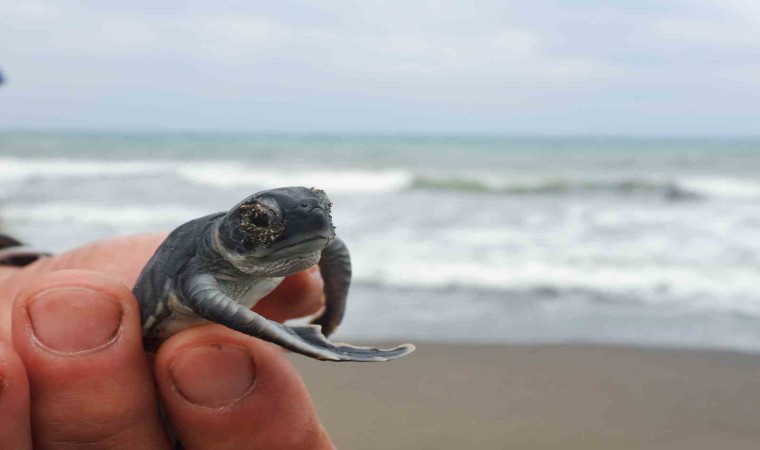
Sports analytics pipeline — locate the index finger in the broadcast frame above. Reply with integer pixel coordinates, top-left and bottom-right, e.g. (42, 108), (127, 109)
(254, 266), (325, 322)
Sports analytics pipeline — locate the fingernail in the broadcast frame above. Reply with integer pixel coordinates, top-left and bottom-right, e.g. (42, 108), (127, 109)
(170, 344), (256, 408)
(28, 287), (123, 353)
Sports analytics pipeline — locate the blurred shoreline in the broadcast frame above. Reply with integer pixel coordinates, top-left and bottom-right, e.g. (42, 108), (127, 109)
(292, 342), (760, 449)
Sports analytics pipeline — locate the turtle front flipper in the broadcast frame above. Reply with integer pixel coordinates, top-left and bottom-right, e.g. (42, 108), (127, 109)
(182, 274), (414, 362)
(288, 324), (414, 361)
(312, 237), (351, 337)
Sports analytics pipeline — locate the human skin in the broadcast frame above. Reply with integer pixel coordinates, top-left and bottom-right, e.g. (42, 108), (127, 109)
(0, 233), (335, 449)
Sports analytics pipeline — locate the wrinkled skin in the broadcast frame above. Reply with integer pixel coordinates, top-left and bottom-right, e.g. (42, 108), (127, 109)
(0, 234), (335, 449)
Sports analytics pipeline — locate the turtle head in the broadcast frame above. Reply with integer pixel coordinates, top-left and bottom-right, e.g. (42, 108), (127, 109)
(217, 186), (335, 264)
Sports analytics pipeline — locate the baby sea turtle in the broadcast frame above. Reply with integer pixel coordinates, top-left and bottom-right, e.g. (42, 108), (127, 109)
(134, 186), (414, 362)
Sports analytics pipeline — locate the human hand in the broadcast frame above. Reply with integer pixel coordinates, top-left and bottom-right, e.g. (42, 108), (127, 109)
(0, 234), (335, 449)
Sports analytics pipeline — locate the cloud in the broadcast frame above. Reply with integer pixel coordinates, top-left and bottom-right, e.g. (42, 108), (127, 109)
(718, 64), (760, 84)
(340, 28), (617, 81)
(193, 16), (293, 45)
(491, 28), (541, 56)
(2, 1), (616, 79)
(12, 1), (60, 19)
(0, 1), (618, 82)
(651, 18), (760, 47)
(0, 0), (758, 134)
(356, 29), (540, 68)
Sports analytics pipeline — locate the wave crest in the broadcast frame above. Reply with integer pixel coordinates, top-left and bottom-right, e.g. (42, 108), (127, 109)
(411, 175), (760, 200)
(2, 157), (759, 199)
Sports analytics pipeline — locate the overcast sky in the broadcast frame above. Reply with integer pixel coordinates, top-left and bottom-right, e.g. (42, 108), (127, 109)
(1, 1), (759, 135)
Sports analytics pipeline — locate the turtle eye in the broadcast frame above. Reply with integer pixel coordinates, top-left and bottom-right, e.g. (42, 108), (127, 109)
(250, 208), (271, 227)
(238, 201), (285, 248)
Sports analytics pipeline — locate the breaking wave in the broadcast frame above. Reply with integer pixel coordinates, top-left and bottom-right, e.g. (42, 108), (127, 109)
(2, 157), (760, 200)
(1, 202), (202, 226)
(411, 175), (760, 200)
(3, 200), (758, 317)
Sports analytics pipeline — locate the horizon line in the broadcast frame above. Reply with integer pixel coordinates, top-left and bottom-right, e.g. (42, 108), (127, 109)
(2, 128), (760, 141)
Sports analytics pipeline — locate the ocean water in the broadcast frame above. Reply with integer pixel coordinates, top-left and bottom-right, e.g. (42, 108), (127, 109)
(2, 132), (760, 351)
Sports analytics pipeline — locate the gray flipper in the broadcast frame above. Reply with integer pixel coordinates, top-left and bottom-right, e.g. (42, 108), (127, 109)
(311, 237), (351, 337)
(182, 274), (414, 362)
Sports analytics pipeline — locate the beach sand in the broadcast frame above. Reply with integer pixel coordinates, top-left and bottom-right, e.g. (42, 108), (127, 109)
(290, 343), (760, 449)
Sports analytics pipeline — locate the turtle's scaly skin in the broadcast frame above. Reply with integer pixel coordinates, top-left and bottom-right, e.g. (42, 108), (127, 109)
(134, 186), (414, 362)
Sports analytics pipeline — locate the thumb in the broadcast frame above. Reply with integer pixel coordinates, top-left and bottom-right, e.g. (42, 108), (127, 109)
(155, 324), (334, 450)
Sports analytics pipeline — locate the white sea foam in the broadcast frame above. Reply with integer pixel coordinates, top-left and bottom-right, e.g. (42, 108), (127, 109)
(0, 158), (415, 194)
(0, 157), (171, 178)
(352, 259), (760, 314)
(3, 157), (760, 199)
(678, 176), (760, 199)
(353, 258), (750, 296)
(176, 164), (414, 193)
(8, 201), (756, 314)
(2, 202), (200, 226)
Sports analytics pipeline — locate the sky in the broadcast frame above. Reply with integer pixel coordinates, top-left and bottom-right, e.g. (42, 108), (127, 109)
(1, 0), (760, 136)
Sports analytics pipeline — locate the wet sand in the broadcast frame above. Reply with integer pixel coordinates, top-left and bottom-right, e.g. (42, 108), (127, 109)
(290, 343), (760, 449)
